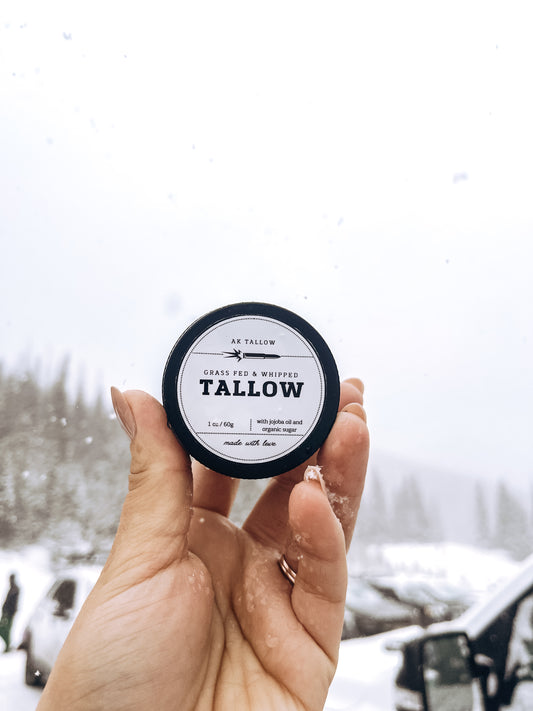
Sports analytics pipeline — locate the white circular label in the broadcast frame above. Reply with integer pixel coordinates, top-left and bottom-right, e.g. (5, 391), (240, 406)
(177, 315), (326, 464)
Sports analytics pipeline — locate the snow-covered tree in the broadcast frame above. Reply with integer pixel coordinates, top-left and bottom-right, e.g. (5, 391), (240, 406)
(494, 481), (531, 560)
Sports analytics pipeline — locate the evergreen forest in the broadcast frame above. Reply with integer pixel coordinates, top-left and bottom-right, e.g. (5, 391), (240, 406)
(1, 360), (531, 562)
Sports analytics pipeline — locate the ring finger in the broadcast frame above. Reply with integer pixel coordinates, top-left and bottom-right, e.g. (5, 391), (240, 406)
(243, 384), (368, 554)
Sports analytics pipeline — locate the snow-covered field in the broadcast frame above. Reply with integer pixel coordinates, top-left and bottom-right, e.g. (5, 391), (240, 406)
(0, 651), (42, 709)
(360, 542), (520, 592)
(325, 628), (414, 711)
(0, 543), (522, 711)
(349, 543), (519, 595)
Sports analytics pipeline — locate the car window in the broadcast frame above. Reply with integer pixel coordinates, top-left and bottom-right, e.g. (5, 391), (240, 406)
(505, 593), (533, 681)
(472, 605), (517, 678)
(467, 587), (533, 708)
(52, 579), (76, 613)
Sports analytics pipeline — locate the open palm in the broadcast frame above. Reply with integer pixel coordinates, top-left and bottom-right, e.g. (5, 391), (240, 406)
(38, 380), (368, 711)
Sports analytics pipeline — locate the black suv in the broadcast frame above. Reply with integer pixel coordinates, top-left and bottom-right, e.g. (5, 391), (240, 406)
(394, 553), (533, 711)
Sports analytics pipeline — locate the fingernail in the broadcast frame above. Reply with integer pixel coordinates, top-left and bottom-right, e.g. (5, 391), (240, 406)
(342, 402), (367, 423)
(110, 387), (136, 440)
(303, 465), (329, 497)
(346, 377), (365, 394)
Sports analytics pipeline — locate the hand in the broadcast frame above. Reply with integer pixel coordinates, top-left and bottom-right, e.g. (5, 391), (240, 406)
(37, 379), (369, 711)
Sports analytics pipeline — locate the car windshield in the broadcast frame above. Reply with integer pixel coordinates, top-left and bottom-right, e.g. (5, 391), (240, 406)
(52, 580), (75, 611)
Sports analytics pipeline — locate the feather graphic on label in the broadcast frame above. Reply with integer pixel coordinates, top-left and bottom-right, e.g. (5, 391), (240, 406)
(223, 349), (281, 362)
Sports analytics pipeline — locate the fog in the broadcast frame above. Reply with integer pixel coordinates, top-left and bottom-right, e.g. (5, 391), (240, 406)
(2, 1), (532, 487)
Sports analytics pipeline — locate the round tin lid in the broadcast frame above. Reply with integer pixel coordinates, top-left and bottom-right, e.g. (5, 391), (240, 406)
(162, 302), (340, 478)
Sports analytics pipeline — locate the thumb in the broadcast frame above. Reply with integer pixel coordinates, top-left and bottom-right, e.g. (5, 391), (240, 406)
(106, 388), (193, 578)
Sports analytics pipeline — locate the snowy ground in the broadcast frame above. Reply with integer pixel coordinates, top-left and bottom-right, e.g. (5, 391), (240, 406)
(0, 651), (42, 710)
(325, 629), (413, 710)
(0, 543), (522, 711)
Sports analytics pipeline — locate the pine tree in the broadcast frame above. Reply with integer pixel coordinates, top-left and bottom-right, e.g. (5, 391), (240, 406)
(474, 482), (491, 547)
(0, 357), (130, 551)
(391, 475), (431, 542)
(494, 481), (531, 560)
(354, 469), (390, 542)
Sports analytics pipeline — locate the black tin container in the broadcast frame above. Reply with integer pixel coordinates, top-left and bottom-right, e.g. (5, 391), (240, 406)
(162, 302), (339, 478)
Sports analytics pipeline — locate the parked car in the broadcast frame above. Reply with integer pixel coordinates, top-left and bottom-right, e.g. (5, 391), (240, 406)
(394, 553), (533, 711)
(21, 566), (101, 686)
(368, 575), (475, 627)
(421, 577), (478, 621)
(343, 576), (419, 638)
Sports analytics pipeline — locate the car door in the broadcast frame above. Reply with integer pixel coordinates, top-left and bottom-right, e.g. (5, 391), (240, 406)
(500, 592), (533, 710)
(32, 577), (77, 670)
(48, 578), (77, 666)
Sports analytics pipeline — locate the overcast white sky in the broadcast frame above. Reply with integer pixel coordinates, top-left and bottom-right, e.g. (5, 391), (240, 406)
(1, 1), (532, 488)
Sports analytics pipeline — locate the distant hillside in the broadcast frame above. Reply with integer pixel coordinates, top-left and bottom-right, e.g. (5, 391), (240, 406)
(358, 449), (532, 559)
(366, 449), (482, 542)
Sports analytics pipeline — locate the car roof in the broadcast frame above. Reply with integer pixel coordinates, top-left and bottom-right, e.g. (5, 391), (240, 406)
(414, 553), (533, 643)
(51, 565), (102, 586)
(460, 552), (533, 639)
